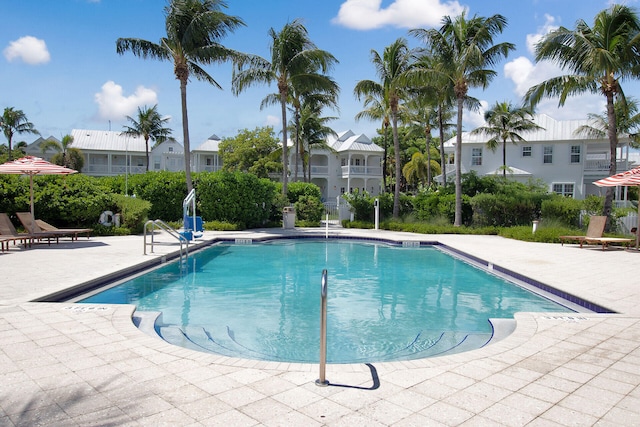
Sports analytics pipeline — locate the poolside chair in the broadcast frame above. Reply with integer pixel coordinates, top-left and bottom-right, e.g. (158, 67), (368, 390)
(559, 215), (633, 250)
(559, 216), (607, 248)
(16, 212), (92, 241)
(0, 213), (40, 248)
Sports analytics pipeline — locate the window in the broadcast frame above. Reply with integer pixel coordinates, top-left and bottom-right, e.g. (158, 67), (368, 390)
(340, 187), (345, 194)
(570, 145), (581, 163)
(206, 158), (212, 166)
(522, 146), (532, 157)
(341, 158), (346, 166)
(168, 147), (174, 152)
(354, 158), (361, 166)
(471, 148), (482, 166)
(543, 146), (553, 164)
(552, 183), (575, 197)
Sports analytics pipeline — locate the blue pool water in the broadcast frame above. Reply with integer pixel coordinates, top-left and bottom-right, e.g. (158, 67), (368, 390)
(80, 240), (572, 363)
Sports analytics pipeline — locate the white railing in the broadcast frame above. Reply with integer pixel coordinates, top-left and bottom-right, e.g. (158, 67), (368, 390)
(340, 166), (383, 177)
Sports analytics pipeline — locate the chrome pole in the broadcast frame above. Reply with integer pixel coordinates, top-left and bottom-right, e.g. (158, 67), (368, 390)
(316, 269), (329, 386)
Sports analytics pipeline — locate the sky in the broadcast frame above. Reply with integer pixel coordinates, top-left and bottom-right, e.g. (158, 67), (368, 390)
(1, 0), (638, 149)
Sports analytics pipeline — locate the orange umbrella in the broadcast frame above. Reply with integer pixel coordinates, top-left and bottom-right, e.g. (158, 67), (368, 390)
(594, 166), (640, 249)
(0, 156), (77, 220)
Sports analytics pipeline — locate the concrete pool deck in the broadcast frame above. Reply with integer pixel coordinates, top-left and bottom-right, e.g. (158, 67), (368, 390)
(1, 227), (640, 426)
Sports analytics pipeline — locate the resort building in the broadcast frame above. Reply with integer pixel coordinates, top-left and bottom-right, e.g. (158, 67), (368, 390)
(26, 129), (384, 202)
(438, 114), (634, 200)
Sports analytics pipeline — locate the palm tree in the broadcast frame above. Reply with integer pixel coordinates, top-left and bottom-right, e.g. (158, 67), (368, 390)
(121, 105), (172, 171)
(40, 134), (84, 170)
(296, 99), (337, 181)
(232, 19), (337, 195)
(525, 4), (640, 222)
(403, 151), (437, 190)
(355, 38), (413, 218)
(116, 0), (246, 192)
(471, 101), (542, 178)
(1, 107), (39, 161)
(410, 13), (514, 226)
(575, 98), (640, 146)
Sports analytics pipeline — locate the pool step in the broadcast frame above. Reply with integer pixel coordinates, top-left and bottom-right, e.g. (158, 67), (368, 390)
(156, 324), (493, 362)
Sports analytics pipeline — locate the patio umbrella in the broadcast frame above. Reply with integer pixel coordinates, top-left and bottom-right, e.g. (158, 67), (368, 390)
(594, 165), (640, 249)
(0, 156), (77, 220)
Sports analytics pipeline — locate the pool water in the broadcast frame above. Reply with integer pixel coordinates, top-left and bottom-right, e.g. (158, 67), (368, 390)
(80, 240), (572, 363)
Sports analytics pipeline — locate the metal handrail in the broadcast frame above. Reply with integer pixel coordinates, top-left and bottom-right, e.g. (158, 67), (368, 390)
(316, 269), (329, 387)
(143, 219), (189, 263)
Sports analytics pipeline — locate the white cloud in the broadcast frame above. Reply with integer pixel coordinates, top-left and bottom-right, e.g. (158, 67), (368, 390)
(265, 115), (280, 127)
(503, 14), (563, 99)
(3, 36), (50, 65)
(464, 100), (489, 130)
(332, 0), (465, 30)
(94, 81), (158, 121)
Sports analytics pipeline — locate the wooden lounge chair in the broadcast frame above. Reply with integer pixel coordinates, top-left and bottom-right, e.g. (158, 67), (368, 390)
(559, 216), (607, 248)
(0, 213), (41, 248)
(559, 215), (633, 250)
(16, 212), (90, 242)
(35, 218), (91, 241)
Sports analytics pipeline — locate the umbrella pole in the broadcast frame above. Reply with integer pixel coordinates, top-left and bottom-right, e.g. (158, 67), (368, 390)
(636, 192), (639, 250)
(30, 174), (35, 222)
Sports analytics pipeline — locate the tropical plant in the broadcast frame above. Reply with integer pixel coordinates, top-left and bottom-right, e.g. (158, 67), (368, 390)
(575, 97), (640, 147)
(354, 38), (413, 218)
(293, 97), (337, 182)
(40, 134), (84, 170)
(232, 19), (337, 195)
(121, 105), (171, 171)
(410, 13), (514, 225)
(470, 101), (542, 177)
(116, 0), (247, 192)
(525, 4), (640, 222)
(219, 126), (281, 178)
(1, 107), (39, 161)
(355, 90), (392, 191)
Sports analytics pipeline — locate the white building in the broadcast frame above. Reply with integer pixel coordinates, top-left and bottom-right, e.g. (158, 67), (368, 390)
(439, 114), (633, 199)
(30, 129), (384, 202)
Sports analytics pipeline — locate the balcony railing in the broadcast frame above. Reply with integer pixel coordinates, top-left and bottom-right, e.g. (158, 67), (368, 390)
(584, 160), (629, 172)
(341, 165), (382, 177)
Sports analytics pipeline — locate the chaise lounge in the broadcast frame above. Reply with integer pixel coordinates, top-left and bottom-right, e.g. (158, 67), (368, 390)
(0, 212), (50, 249)
(559, 215), (634, 250)
(16, 212), (91, 241)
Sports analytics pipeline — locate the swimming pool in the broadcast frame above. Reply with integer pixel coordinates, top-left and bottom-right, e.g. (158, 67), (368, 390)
(79, 239), (574, 363)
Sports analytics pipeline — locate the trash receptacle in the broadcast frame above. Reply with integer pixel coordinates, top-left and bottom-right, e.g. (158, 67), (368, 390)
(283, 206), (296, 229)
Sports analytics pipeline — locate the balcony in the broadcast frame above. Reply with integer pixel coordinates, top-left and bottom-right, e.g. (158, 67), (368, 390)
(341, 165), (382, 178)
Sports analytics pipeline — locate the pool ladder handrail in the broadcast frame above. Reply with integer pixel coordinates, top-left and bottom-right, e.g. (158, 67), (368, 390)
(144, 219), (189, 262)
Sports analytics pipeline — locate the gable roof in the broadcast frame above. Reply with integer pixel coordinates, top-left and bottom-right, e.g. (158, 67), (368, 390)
(193, 136), (222, 152)
(327, 130), (383, 153)
(443, 114), (623, 147)
(70, 129), (147, 153)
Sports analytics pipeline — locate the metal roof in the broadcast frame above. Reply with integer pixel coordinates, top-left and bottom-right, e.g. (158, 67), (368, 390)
(193, 137), (222, 152)
(327, 130), (384, 153)
(443, 114), (615, 147)
(70, 129), (148, 153)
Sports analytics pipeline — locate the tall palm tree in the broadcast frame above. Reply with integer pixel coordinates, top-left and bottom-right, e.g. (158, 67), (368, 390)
(40, 134), (84, 170)
(296, 98), (337, 182)
(525, 4), (640, 222)
(471, 101), (542, 178)
(232, 19), (337, 195)
(121, 105), (172, 171)
(1, 107), (39, 161)
(410, 13), (514, 226)
(116, 0), (246, 191)
(354, 92), (392, 191)
(355, 38), (413, 218)
(575, 97), (640, 146)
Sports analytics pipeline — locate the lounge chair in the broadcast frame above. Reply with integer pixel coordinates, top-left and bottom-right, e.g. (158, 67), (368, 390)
(559, 215), (633, 250)
(35, 218), (91, 241)
(16, 212), (93, 240)
(0, 212), (43, 248)
(16, 212), (90, 242)
(559, 216), (607, 248)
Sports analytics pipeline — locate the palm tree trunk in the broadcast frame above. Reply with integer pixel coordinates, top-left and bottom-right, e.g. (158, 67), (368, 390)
(392, 111), (401, 219)
(280, 93), (289, 195)
(145, 136), (150, 172)
(603, 91), (618, 227)
(294, 110), (300, 182)
(180, 78), (193, 192)
(502, 140), (507, 178)
(454, 97), (463, 227)
(425, 127), (432, 185)
(382, 122), (389, 191)
(438, 109), (447, 186)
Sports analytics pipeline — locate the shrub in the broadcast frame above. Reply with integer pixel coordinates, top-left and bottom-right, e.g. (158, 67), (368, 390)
(198, 171), (276, 229)
(295, 195), (324, 223)
(540, 195), (584, 227)
(286, 181), (322, 203)
(112, 194), (152, 233)
(127, 171), (187, 221)
(471, 193), (542, 227)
